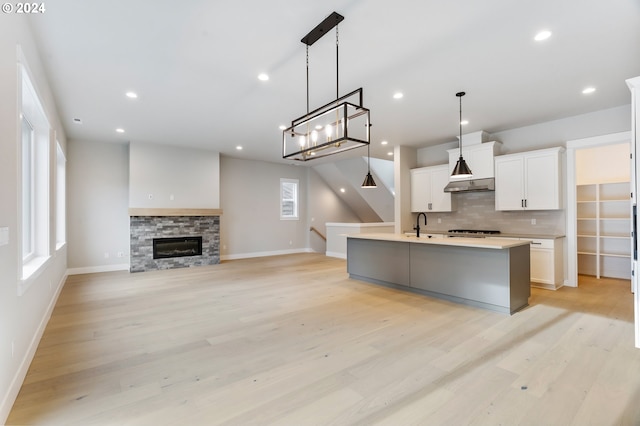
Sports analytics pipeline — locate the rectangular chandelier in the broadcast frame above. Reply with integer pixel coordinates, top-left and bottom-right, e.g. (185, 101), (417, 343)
(283, 88), (370, 161)
(282, 12), (371, 162)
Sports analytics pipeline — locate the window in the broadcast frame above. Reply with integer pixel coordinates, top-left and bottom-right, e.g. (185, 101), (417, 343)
(20, 60), (51, 284)
(280, 178), (299, 220)
(21, 115), (34, 261)
(56, 141), (66, 249)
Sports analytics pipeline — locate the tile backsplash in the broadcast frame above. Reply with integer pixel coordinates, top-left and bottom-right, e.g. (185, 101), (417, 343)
(421, 191), (565, 235)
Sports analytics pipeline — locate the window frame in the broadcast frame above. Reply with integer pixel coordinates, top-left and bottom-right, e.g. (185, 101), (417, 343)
(21, 114), (35, 262)
(18, 57), (52, 290)
(280, 178), (299, 220)
(55, 140), (66, 250)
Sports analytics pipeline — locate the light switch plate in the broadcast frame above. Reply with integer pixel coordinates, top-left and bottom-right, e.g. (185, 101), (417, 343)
(0, 227), (9, 246)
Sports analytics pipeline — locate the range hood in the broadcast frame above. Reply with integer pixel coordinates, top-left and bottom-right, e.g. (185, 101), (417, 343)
(444, 138), (501, 193)
(444, 177), (495, 193)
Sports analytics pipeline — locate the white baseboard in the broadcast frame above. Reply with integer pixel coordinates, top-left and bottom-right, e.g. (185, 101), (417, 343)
(0, 271), (67, 424)
(221, 248), (313, 261)
(67, 263), (130, 275)
(325, 251), (346, 259)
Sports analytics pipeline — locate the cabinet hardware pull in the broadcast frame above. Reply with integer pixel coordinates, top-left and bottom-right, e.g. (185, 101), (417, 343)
(531, 242), (542, 245)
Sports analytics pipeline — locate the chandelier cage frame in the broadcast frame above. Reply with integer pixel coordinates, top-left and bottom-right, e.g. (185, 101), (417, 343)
(282, 11), (371, 162)
(282, 88), (371, 161)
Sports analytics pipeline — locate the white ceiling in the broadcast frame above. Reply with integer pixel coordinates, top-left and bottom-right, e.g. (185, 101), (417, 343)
(29, 0), (640, 164)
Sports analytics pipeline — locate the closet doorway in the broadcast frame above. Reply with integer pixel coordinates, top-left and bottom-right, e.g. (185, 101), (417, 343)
(566, 131), (632, 287)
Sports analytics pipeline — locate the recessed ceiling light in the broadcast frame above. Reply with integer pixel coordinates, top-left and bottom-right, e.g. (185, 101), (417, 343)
(460, 120), (469, 125)
(126, 91), (138, 99)
(387, 152), (393, 156)
(279, 125), (286, 130)
(236, 146), (243, 150)
(534, 30), (552, 41)
(258, 73), (269, 81)
(116, 128), (125, 133)
(582, 87), (596, 94)
(381, 140), (388, 145)
(340, 188), (346, 193)
(73, 118), (82, 124)
(393, 92), (404, 99)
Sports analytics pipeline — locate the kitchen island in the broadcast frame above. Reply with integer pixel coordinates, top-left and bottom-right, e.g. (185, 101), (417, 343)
(347, 233), (531, 314)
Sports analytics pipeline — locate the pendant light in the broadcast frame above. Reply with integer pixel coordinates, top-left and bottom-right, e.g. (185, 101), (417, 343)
(282, 12), (371, 161)
(451, 91), (473, 178)
(361, 139), (377, 188)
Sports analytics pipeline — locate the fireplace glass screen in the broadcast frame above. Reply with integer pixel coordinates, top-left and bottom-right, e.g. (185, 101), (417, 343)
(153, 236), (203, 259)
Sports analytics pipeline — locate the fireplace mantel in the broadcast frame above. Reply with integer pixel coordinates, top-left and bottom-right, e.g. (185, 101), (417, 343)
(129, 208), (223, 217)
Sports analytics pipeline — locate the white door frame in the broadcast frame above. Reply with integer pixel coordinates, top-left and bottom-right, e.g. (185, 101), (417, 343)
(565, 131), (632, 288)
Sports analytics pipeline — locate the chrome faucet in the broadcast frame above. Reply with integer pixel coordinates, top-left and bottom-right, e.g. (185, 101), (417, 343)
(414, 212), (427, 238)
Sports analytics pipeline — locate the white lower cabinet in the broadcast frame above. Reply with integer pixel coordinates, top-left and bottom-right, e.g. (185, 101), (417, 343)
(524, 238), (564, 289)
(489, 236), (564, 289)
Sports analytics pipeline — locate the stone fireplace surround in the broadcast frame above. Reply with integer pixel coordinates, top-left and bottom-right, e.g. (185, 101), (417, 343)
(129, 208), (222, 273)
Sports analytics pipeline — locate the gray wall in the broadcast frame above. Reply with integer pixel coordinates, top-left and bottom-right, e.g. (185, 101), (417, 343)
(219, 157), (309, 258)
(67, 140), (130, 270)
(64, 104), (634, 270)
(417, 105), (631, 166)
(218, 157), (362, 258)
(307, 168), (361, 254)
(495, 105), (631, 155)
(413, 104), (631, 234)
(65, 148), (364, 267)
(0, 17), (68, 422)
(129, 142), (220, 208)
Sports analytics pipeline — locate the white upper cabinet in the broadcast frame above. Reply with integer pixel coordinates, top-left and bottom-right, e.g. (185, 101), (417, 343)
(495, 147), (564, 211)
(410, 164), (455, 212)
(447, 141), (502, 180)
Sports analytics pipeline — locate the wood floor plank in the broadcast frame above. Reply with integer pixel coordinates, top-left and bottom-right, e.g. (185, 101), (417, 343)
(6, 254), (640, 425)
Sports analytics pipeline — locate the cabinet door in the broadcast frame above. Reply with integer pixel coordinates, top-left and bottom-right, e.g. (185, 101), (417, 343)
(530, 248), (554, 284)
(448, 149), (479, 178)
(410, 169), (431, 212)
(524, 152), (560, 210)
(495, 156), (525, 211)
(429, 166), (452, 212)
(448, 144), (494, 179)
(468, 144), (495, 179)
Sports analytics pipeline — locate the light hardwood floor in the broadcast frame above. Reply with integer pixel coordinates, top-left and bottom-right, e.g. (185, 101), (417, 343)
(7, 253), (640, 425)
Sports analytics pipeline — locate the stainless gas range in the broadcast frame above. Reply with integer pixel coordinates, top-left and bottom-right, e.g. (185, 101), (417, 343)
(447, 229), (501, 238)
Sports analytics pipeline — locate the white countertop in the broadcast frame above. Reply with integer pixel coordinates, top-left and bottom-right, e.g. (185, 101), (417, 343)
(414, 230), (565, 240)
(326, 222), (394, 228)
(347, 233), (531, 250)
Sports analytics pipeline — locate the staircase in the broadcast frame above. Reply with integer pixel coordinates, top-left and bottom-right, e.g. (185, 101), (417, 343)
(313, 156), (394, 222)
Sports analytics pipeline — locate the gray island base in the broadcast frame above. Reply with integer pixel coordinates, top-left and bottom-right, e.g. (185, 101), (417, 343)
(347, 234), (531, 315)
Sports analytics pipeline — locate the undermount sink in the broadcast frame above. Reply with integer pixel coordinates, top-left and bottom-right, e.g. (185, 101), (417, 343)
(404, 232), (444, 238)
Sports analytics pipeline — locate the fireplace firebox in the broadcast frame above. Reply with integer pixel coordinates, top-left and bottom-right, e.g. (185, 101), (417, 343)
(153, 236), (203, 259)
